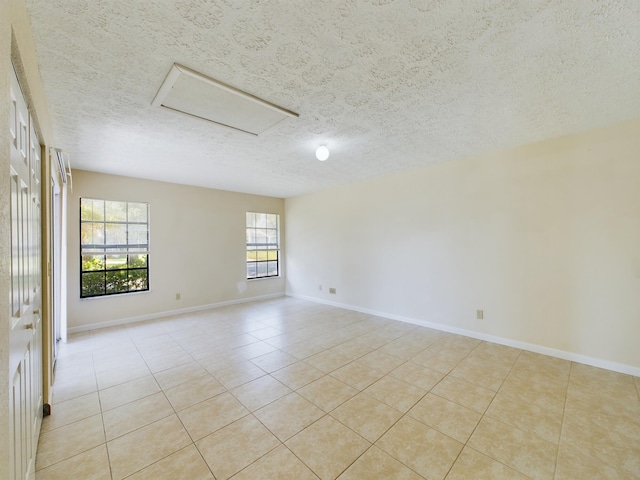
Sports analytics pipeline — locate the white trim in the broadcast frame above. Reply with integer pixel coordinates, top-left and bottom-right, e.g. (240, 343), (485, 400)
(67, 293), (285, 334)
(287, 293), (640, 377)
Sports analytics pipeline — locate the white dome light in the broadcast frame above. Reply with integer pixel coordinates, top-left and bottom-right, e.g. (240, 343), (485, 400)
(315, 145), (330, 161)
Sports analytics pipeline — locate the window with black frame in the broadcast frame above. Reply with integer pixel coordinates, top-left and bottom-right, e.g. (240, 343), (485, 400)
(246, 212), (279, 279)
(80, 198), (149, 298)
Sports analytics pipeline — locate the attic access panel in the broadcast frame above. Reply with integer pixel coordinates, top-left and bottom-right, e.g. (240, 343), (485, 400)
(152, 64), (298, 136)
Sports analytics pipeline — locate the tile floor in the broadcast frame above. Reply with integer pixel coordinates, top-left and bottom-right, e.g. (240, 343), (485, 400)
(36, 297), (640, 479)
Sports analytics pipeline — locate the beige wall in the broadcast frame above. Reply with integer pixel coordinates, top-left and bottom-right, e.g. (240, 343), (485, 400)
(285, 120), (640, 372)
(67, 170), (285, 330)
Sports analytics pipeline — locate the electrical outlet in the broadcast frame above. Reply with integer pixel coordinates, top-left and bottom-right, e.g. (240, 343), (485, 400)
(329, 287), (336, 294)
(176, 293), (181, 300)
(476, 309), (483, 320)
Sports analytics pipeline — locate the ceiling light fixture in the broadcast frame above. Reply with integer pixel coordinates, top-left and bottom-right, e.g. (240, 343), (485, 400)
(315, 145), (330, 161)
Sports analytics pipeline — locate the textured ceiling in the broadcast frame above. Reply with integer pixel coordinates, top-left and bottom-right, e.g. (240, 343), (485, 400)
(24, 0), (640, 198)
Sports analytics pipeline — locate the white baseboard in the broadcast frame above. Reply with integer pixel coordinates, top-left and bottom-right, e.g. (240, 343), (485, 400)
(67, 292), (285, 334)
(287, 293), (640, 377)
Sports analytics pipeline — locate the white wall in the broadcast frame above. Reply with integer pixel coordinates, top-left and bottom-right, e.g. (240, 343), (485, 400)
(286, 119), (640, 372)
(67, 170), (285, 330)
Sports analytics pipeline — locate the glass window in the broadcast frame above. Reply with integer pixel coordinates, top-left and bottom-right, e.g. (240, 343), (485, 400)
(246, 212), (280, 279)
(80, 198), (149, 298)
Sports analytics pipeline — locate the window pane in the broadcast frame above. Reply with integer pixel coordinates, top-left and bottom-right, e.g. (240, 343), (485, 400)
(246, 228), (257, 245)
(246, 212), (256, 228)
(106, 254), (127, 270)
(106, 270), (128, 294)
(247, 251), (258, 261)
(247, 262), (257, 278)
(256, 213), (267, 228)
(82, 272), (105, 297)
(128, 224), (148, 248)
(267, 261), (278, 276)
(81, 198), (102, 221)
(105, 200), (126, 222)
(81, 222), (100, 247)
(128, 269), (148, 291)
(128, 203), (148, 223)
(267, 250), (278, 261)
(105, 223), (127, 246)
(257, 262), (268, 277)
(82, 255), (104, 272)
(266, 228), (278, 245)
(128, 254), (147, 268)
(266, 214), (277, 229)
(81, 199), (104, 221)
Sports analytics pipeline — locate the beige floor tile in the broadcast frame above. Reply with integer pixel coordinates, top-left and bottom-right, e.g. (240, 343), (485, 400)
(248, 326), (283, 340)
(377, 338), (426, 360)
(329, 339), (375, 360)
(211, 360), (267, 389)
(409, 393), (481, 443)
(36, 414), (105, 471)
(467, 416), (557, 480)
(103, 391), (174, 440)
(330, 362), (387, 390)
(145, 349), (195, 374)
(233, 340), (278, 359)
(337, 446), (423, 480)
(164, 375), (226, 411)
(445, 447), (529, 480)
(376, 416), (463, 480)
(356, 350), (406, 374)
(331, 393), (403, 442)
(561, 411), (640, 477)
(555, 443), (638, 480)
(230, 444), (319, 480)
(98, 375), (160, 412)
(41, 392), (101, 433)
(254, 392), (324, 441)
(271, 361), (325, 390)
(498, 371), (567, 412)
(107, 414), (191, 480)
(178, 392), (249, 441)
(196, 415), (280, 480)
(126, 444), (214, 480)
(96, 363), (151, 390)
(389, 362), (444, 391)
(286, 416), (370, 480)
(431, 375), (495, 413)
(231, 375), (292, 411)
(410, 348), (468, 374)
(281, 340), (327, 359)
(250, 350), (298, 372)
(567, 378), (639, 415)
(449, 359), (512, 391)
(34, 444), (111, 480)
(364, 375), (426, 412)
(356, 332), (393, 350)
(305, 350), (353, 373)
(297, 375), (359, 412)
(92, 351), (146, 374)
(153, 361), (209, 390)
(485, 392), (563, 444)
(397, 327), (445, 348)
(52, 374), (97, 403)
